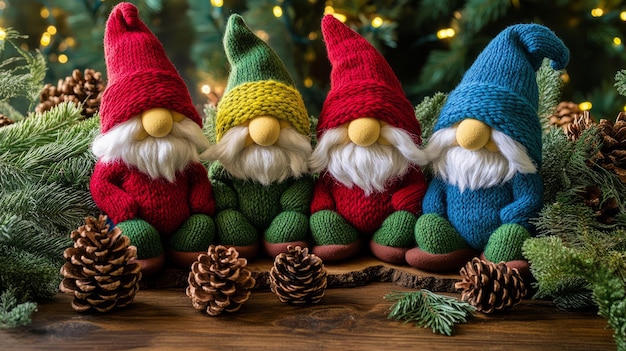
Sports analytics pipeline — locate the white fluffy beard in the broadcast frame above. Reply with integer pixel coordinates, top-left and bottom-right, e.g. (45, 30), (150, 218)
(309, 125), (428, 195)
(201, 125), (313, 186)
(425, 127), (537, 192)
(92, 116), (211, 182)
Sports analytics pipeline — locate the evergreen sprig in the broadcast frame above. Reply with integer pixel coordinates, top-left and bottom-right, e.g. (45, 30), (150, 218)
(615, 70), (626, 97)
(0, 28), (47, 119)
(537, 59), (566, 124)
(0, 288), (38, 329)
(414, 92), (446, 144)
(385, 290), (475, 336)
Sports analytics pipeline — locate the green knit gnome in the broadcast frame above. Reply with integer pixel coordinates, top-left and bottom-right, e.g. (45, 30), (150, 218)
(202, 14), (313, 259)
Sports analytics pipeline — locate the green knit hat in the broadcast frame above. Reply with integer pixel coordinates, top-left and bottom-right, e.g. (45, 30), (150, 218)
(216, 14), (310, 142)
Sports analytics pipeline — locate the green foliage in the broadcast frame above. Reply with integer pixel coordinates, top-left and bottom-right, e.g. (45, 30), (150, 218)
(414, 92), (446, 144)
(523, 236), (626, 350)
(0, 102), (100, 327)
(385, 289), (475, 336)
(0, 288), (38, 329)
(616, 70), (626, 97)
(0, 28), (47, 119)
(537, 59), (566, 124)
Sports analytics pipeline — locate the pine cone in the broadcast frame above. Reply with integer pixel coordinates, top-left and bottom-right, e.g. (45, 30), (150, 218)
(36, 68), (105, 118)
(565, 111), (594, 142)
(0, 113), (14, 128)
(186, 245), (255, 316)
(549, 101), (582, 129)
(455, 258), (527, 314)
(270, 246), (327, 304)
(596, 112), (626, 183)
(60, 215), (142, 313)
(580, 185), (620, 224)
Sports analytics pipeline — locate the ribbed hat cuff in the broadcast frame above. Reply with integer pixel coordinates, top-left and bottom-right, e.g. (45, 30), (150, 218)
(216, 80), (309, 142)
(100, 70), (201, 133)
(318, 82), (420, 143)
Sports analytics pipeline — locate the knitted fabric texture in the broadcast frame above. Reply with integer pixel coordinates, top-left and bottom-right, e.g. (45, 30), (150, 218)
(317, 14), (421, 144)
(90, 161), (215, 237)
(435, 23), (569, 164)
(216, 80), (309, 142)
(216, 14), (309, 142)
(100, 2), (201, 133)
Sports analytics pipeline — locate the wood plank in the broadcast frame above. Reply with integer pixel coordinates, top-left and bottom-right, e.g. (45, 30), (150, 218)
(1, 257), (615, 351)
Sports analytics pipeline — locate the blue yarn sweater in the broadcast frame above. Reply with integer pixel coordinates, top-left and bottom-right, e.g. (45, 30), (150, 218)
(423, 172), (543, 250)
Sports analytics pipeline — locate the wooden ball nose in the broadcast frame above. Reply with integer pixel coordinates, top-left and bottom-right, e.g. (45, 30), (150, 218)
(348, 118), (381, 147)
(456, 118), (491, 151)
(248, 116), (281, 146)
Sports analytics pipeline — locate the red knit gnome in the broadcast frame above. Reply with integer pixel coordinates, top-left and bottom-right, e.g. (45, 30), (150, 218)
(90, 2), (216, 276)
(309, 15), (428, 264)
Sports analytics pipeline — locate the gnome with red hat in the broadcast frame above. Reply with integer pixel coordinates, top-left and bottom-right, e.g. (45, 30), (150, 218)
(309, 15), (428, 264)
(90, 2), (216, 275)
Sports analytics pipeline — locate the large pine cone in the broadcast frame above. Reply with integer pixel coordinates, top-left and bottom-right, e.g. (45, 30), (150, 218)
(549, 101), (583, 129)
(596, 112), (626, 183)
(455, 258), (526, 314)
(270, 246), (327, 304)
(60, 215), (142, 313)
(0, 113), (14, 128)
(186, 245), (255, 316)
(565, 111), (594, 142)
(36, 68), (105, 118)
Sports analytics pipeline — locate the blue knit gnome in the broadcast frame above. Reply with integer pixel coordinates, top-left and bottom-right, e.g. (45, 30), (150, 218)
(405, 24), (569, 277)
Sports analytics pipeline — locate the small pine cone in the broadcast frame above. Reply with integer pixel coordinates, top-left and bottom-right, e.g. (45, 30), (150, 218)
(580, 185), (620, 224)
(549, 101), (581, 129)
(35, 68), (105, 118)
(565, 111), (595, 142)
(60, 215), (142, 313)
(187, 245), (255, 316)
(455, 258), (527, 314)
(270, 246), (327, 304)
(0, 113), (14, 128)
(596, 112), (626, 183)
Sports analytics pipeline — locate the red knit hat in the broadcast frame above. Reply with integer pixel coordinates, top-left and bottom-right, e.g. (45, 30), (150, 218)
(318, 15), (421, 143)
(100, 2), (201, 134)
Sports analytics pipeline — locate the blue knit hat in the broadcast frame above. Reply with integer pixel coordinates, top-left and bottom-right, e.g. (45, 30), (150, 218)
(435, 24), (569, 164)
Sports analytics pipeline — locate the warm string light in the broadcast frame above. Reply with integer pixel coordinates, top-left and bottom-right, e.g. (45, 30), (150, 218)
(371, 16), (383, 28)
(614, 37), (622, 46)
(40, 7), (50, 18)
(272, 6), (283, 18)
(201, 84), (211, 95)
(304, 77), (313, 88)
(0, 28), (6, 41)
(621, 11), (626, 21)
(210, 0), (223, 7)
(436, 28), (456, 39)
(591, 8), (604, 17)
(579, 102), (593, 111)
(0, 1), (6, 10)
(40, 32), (51, 46)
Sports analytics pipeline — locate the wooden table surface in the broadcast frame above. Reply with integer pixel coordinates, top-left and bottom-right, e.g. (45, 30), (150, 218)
(2, 256), (615, 351)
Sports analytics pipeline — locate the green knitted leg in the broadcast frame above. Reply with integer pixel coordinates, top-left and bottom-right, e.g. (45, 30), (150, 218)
(169, 214), (215, 252)
(264, 211), (309, 244)
(373, 210), (417, 248)
(414, 213), (469, 254)
(483, 223), (531, 263)
(310, 210), (358, 246)
(116, 219), (162, 259)
(215, 209), (258, 246)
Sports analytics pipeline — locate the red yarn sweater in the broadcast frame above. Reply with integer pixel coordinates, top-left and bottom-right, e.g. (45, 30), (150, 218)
(90, 161), (215, 236)
(310, 167), (427, 233)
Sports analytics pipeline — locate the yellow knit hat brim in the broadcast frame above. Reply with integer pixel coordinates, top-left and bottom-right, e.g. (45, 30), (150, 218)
(216, 80), (310, 142)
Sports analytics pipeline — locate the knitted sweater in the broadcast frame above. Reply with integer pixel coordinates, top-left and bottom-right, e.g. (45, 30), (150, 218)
(423, 172), (543, 249)
(209, 162), (313, 229)
(310, 167), (427, 234)
(90, 160), (215, 236)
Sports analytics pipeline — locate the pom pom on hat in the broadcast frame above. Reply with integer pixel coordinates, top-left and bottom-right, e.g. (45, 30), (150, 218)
(317, 15), (421, 144)
(435, 24), (570, 164)
(216, 14), (309, 142)
(100, 2), (201, 134)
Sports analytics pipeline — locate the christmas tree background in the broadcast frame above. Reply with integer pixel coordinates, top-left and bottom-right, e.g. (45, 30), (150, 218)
(0, 0), (625, 349)
(2, 0), (626, 119)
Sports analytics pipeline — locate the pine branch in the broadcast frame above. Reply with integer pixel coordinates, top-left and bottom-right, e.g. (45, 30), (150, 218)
(0, 245), (62, 301)
(414, 92), (447, 144)
(385, 289), (475, 336)
(458, 0), (512, 33)
(537, 58), (565, 123)
(615, 70), (626, 97)
(0, 288), (38, 329)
